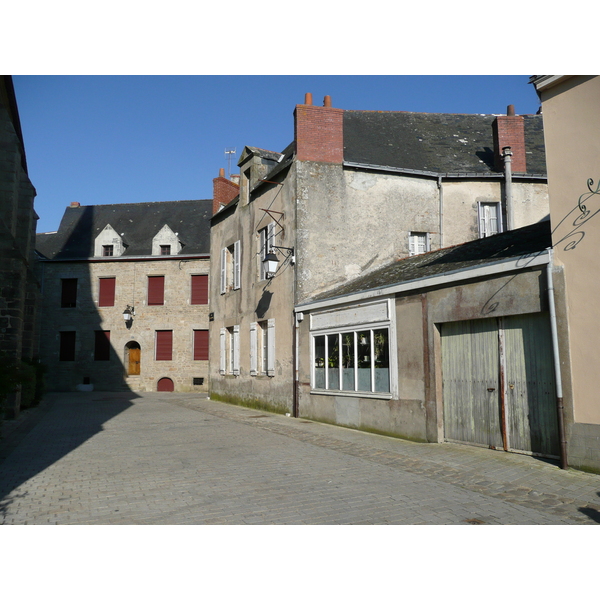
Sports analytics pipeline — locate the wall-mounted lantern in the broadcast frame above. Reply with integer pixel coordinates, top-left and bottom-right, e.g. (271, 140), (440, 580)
(262, 246), (294, 279)
(123, 305), (135, 328)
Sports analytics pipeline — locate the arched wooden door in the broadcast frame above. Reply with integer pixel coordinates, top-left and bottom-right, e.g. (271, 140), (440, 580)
(157, 377), (174, 392)
(126, 342), (141, 376)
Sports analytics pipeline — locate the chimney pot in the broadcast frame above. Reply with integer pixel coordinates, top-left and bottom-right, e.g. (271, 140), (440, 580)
(323, 95), (332, 107)
(507, 104), (515, 116)
(70, 202), (80, 208)
(219, 168), (225, 178)
(304, 92), (313, 106)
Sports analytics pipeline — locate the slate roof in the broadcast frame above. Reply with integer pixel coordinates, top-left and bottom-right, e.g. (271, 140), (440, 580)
(343, 111), (546, 176)
(36, 199), (212, 259)
(309, 219), (552, 303)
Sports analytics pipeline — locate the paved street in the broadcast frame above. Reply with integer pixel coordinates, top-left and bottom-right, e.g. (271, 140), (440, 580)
(1, 391), (600, 525)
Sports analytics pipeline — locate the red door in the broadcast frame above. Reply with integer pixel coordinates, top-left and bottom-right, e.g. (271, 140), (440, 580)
(157, 377), (174, 392)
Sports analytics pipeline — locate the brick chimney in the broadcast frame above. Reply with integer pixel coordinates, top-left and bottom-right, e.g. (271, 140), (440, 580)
(493, 105), (527, 173)
(212, 168), (240, 215)
(294, 94), (344, 163)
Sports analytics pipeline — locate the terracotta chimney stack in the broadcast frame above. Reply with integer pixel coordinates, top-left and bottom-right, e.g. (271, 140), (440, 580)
(70, 202), (80, 208)
(294, 93), (343, 163)
(493, 106), (527, 173)
(212, 169), (239, 215)
(304, 92), (313, 105)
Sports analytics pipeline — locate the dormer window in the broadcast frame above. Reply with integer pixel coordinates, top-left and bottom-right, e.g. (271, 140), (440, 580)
(94, 224), (125, 257)
(152, 225), (182, 256)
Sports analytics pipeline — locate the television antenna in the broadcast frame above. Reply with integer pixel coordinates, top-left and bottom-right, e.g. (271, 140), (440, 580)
(224, 147), (236, 178)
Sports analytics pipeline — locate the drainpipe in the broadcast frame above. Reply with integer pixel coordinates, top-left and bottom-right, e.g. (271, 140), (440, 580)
(437, 176), (444, 248)
(546, 248), (568, 469)
(502, 146), (514, 231)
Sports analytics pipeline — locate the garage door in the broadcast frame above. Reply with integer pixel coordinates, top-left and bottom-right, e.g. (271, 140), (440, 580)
(442, 313), (559, 458)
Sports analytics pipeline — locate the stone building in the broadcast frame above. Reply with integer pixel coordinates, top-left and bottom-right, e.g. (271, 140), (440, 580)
(209, 93), (549, 418)
(0, 75), (39, 418)
(36, 199), (211, 393)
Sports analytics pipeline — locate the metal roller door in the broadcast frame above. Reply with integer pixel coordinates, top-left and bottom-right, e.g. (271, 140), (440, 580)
(442, 313), (559, 458)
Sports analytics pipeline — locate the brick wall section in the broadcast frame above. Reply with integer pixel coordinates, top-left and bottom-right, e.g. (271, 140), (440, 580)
(294, 104), (344, 163)
(212, 175), (239, 215)
(493, 115), (527, 173)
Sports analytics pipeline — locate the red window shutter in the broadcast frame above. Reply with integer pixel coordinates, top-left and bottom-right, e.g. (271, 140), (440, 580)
(191, 274), (208, 305)
(98, 277), (116, 307)
(59, 331), (76, 361)
(194, 330), (209, 360)
(156, 330), (173, 361)
(94, 330), (111, 361)
(148, 276), (165, 305)
(61, 279), (78, 308)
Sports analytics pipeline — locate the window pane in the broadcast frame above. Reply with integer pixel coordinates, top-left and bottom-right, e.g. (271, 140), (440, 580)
(98, 277), (116, 307)
(148, 276), (165, 305)
(156, 330), (173, 360)
(314, 335), (325, 389)
(94, 330), (111, 361)
(61, 279), (77, 308)
(357, 330), (372, 391)
(327, 333), (340, 390)
(341, 332), (355, 391)
(374, 328), (390, 393)
(59, 331), (76, 361)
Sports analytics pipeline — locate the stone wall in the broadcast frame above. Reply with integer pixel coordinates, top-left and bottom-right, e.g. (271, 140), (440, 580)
(38, 256), (210, 393)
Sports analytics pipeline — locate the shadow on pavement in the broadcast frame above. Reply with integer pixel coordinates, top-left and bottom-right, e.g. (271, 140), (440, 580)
(0, 391), (139, 522)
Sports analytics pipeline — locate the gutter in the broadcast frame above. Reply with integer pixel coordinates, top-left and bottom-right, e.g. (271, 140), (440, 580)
(343, 161), (547, 181)
(295, 251), (550, 313)
(36, 253), (210, 263)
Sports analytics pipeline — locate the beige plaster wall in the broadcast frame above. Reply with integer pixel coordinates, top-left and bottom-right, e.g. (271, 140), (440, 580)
(540, 76), (600, 423)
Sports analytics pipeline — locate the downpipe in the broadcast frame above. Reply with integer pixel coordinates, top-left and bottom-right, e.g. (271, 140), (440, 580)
(546, 248), (568, 469)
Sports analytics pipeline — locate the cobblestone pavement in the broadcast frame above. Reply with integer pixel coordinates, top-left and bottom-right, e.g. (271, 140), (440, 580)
(1, 392), (600, 525)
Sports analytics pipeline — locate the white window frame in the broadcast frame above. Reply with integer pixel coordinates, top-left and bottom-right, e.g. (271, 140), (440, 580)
(220, 241), (241, 294)
(478, 202), (503, 238)
(251, 319), (274, 376)
(219, 328), (227, 374)
(221, 325), (240, 375)
(259, 223), (275, 281)
(308, 298), (396, 398)
(409, 232), (429, 256)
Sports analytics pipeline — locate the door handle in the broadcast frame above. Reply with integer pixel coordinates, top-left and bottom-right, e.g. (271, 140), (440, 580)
(487, 387), (496, 392)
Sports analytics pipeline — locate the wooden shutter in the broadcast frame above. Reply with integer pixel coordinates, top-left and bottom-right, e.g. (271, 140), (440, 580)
(94, 330), (111, 361)
(98, 277), (116, 307)
(194, 330), (209, 361)
(191, 274), (208, 305)
(250, 322), (258, 375)
(59, 331), (76, 361)
(220, 248), (227, 294)
(148, 276), (165, 305)
(61, 279), (77, 308)
(219, 328), (226, 374)
(267, 319), (275, 376)
(155, 330), (172, 360)
(233, 240), (241, 290)
(233, 325), (240, 375)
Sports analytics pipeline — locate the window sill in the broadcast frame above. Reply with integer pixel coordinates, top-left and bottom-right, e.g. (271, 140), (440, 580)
(310, 389), (392, 400)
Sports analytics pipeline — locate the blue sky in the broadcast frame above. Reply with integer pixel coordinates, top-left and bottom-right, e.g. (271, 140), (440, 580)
(14, 75), (543, 234)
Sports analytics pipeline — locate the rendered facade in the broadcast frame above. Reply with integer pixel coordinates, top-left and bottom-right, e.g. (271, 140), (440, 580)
(209, 93), (551, 431)
(532, 75), (600, 471)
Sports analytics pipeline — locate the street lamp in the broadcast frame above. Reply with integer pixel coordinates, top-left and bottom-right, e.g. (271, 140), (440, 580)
(262, 246), (294, 279)
(123, 305), (135, 326)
